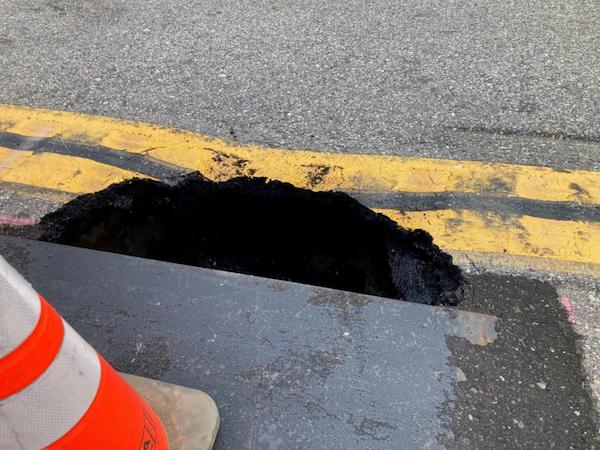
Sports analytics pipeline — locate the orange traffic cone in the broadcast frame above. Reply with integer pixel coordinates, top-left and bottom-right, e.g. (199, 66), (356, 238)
(0, 255), (169, 449)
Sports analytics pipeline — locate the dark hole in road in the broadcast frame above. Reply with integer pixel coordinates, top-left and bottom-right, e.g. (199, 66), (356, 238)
(39, 174), (464, 306)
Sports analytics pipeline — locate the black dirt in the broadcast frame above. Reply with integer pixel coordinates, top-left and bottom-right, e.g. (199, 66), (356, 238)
(39, 174), (464, 306)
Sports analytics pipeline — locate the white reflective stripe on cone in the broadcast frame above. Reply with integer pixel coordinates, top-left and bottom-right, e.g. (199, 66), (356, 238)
(0, 255), (41, 358)
(0, 320), (101, 449)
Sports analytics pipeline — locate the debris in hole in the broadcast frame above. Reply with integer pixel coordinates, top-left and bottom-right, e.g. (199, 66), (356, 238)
(39, 174), (464, 306)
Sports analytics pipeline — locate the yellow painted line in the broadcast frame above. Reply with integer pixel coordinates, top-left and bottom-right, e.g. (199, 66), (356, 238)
(382, 209), (600, 266)
(1, 104), (600, 274)
(0, 147), (144, 194)
(1, 104), (600, 205)
(0, 147), (32, 177)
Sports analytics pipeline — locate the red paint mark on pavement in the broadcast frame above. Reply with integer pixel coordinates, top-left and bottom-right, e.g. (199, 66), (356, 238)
(0, 215), (36, 226)
(561, 295), (575, 322)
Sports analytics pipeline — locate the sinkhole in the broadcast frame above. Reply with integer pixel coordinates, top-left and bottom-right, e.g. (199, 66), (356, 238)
(39, 174), (464, 306)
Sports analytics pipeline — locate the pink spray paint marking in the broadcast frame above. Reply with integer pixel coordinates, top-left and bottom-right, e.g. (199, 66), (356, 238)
(561, 295), (575, 322)
(0, 215), (37, 227)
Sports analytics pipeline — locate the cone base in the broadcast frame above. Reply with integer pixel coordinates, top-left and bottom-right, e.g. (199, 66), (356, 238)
(121, 373), (220, 450)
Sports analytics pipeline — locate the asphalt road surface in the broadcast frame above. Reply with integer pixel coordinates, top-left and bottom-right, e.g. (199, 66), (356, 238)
(1, 1), (600, 446)
(1, 0), (600, 169)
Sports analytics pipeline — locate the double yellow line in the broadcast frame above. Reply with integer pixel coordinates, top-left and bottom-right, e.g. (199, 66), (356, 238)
(1, 104), (599, 275)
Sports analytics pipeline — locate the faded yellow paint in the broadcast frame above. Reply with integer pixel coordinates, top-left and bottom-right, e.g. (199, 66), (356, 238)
(382, 209), (600, 266)
(1, 104), (600, 205)
(2, 104), (600, 272)
(0, 151), (144, 194)
(0, 147), (33, 177)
